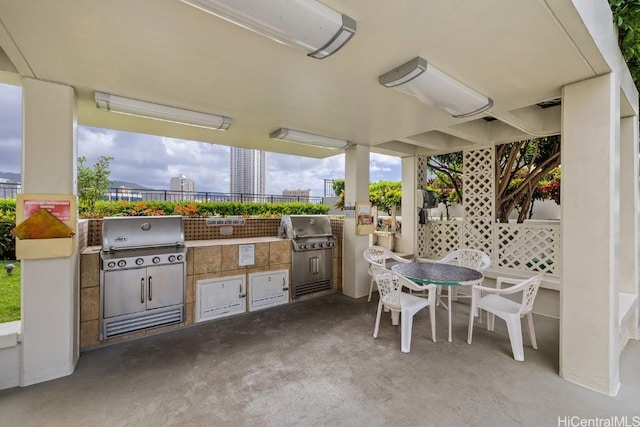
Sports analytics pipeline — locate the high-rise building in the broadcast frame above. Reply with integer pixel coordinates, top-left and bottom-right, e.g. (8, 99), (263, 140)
(230, 148), (266, 200)
(170, 174), (195, 201)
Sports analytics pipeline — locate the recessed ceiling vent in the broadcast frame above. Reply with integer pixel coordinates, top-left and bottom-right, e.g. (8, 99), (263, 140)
(536, 98), (562, 109)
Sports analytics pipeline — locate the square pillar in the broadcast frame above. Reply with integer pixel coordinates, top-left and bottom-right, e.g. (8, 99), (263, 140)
(561, 73), (620, 395)
(395, 156), (416, 255)
(618, 116), (639, 316)
(21, 78), (79, 385)
(342, 144), (371, 298)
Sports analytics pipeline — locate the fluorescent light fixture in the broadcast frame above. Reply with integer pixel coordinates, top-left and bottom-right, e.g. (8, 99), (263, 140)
(378, 57), (493, 118)
(180, 0), (356, 59)
(94, 92), (232, 131)
(270, 128), (350, 149)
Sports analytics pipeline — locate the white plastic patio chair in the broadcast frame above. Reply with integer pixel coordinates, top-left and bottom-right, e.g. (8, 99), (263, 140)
(467, 273), (545, 361)
(363, 245), (411, 302)
(370, 267), (437, 353)
(436, 248), (491, 305)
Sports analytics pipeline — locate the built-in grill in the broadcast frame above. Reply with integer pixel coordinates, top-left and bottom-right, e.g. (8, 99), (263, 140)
(99, 216), (186, 340)
(279, 215), (335, 299)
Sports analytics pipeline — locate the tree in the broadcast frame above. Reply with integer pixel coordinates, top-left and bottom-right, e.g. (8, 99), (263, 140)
(78, 156), (113, 212)
(427, 153), (463, 204)
(495, 136), (561, 223)
(425, 137), (561, 224)
(330, 179), (402, 215)
(369, 181), (402, 215)
(610, 0), (640, 88)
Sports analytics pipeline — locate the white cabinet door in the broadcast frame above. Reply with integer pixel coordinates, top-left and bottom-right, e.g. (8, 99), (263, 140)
(248, 270), (289, 312)
(196, 275), (246, 322)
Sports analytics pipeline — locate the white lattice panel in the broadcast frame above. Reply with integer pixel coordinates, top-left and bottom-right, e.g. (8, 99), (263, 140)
(494, 222), (560, 276)
(416, 155), (429, 257)
(426, 221), (460, 258)
(462, 148), (494, 256)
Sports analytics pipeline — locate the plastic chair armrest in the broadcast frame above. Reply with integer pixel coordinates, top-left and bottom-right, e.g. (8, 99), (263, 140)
(403, 280), (436, 293)
(496, 276), (526, 289)
(388, 252), (411, 263)
(473, 283), (524, 295)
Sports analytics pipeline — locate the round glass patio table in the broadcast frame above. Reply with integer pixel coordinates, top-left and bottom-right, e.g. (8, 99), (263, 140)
(391, 262), (483, 342)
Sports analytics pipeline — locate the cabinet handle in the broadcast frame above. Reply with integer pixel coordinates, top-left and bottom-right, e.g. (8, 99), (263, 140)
(282, 277), (287, 291)
(140, 278), (145, 304)
(148, 276), (153, 301)
(239, 283), (245, 298)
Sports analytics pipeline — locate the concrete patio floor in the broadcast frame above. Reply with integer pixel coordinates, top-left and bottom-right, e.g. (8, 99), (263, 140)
(1, 293), (638, 427)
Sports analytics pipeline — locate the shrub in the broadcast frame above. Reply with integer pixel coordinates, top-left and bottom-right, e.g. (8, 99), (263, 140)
(0, 207), (16, 260)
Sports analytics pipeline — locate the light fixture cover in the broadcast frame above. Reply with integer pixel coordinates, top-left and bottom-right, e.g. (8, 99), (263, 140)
(95, 92), (231, 130)
(378, 57), (493, 118)
(180, 0), (356, 59)
(270, 128), (349, 149)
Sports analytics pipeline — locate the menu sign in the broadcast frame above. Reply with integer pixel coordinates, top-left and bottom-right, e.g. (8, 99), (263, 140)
(23, 199), (72, 221)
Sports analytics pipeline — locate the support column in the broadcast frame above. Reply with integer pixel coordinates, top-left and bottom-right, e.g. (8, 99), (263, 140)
(619, 116), (640, 340)
(561, 73), (620, 395)
(21, 78), (78, 385)
(396, 156), (415, 255)
(342, 144), (370, 298)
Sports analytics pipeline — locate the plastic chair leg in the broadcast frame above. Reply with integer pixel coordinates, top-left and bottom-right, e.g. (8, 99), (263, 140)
(368, 277), (375, 302)
(373, 301), (383, 338)
(400, 309), (414, 353)
(429, 303), (436, 342)
(487, 313), (495, 331)
(467, 303), (475, 344)
(506, 315), (524, 361)
(526, 313), (538, 350)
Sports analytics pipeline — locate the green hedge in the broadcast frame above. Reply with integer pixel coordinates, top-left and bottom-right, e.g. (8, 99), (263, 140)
(86, 200), (329, 217)
(0, 198), (330, 259)
(0, 199), (16, 260)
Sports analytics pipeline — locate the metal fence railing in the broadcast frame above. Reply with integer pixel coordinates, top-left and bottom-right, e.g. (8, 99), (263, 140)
(0, 182), (325, 204)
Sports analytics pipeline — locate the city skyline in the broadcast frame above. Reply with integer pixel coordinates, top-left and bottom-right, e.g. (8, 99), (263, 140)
(0, 83), (401, 196)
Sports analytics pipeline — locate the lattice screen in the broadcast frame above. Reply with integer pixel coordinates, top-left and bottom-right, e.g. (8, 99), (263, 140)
(416, 155), (428, 257)
(462, 148), (495, 257)
(426, 221), (460, 258)
(494, 223), (560, 276)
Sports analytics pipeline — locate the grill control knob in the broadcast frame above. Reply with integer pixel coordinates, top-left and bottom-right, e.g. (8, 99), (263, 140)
(177, 255), (184, 261)
(107, 261), (116, 269)
(135, 258), (144, 265)
(169, 255), (176, 262)
(312, 243), (318, 248)
(152, 257), (161, 264)
(117, 260), (126, 267)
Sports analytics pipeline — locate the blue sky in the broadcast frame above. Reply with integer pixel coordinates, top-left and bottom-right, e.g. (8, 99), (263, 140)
(0, 83), (401, 196)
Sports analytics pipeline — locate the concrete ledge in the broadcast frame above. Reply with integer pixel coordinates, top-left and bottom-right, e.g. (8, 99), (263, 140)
(0, 321), (21, 349)
(619, 292), (637, 327)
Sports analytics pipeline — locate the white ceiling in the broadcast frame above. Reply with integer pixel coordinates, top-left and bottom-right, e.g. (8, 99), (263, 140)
(0, 0), (633, 159)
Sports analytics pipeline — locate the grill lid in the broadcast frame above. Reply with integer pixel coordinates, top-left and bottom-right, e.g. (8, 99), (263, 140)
(102, 215), (184, 251)
(279, 215), (333, 240)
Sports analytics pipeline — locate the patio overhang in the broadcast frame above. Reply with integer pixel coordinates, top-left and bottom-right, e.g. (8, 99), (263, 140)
(0, 0), (635, 157)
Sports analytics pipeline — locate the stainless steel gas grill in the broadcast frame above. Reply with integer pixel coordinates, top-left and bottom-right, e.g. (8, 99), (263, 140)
(279, 215), (336, 299)
(99, 216), (186, 340)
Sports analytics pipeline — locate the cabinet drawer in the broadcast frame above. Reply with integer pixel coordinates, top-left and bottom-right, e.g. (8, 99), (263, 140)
(248, 269), (289, 312)
(196, 274), (246, 322)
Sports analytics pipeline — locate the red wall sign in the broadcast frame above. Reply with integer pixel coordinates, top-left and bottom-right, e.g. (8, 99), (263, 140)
(23, 200), (71, 221)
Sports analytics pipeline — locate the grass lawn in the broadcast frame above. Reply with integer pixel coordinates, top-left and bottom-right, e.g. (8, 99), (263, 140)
(0, 261), (20, 323)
